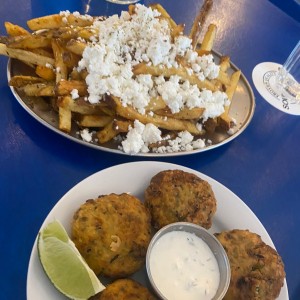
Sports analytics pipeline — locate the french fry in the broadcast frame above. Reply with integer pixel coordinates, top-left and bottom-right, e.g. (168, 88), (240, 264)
(155, 107), (205, 120)
(0, 43), (55, 66)
(218, 70), (241, 130)
(35, 26), (77, 39)
(149, 4), (177, 28)
(52, 40), (80, 76)
(7, 35), (51, 49)
(59, 96), (106, 115)
(171, 24), (185, 39)
(113, 119), (133, 133)
(145, 96), (167, 112)
(200, 23), (217, 52)
(133, 62), (218, 92)
(217, 56), (231, 86)
(77, 28), (97, 40)
(97, 119), (132, 144)
(68, 68), (86, 80)
(52, 38), (69, 125)
(30, 48), (54, 58)
(96, 121), (117, 143)
(62, 50), (81, 70)
(9, 75), (46, 87)
(77, 114), (113, 127)
(110, 96), (205, 135)
(190, 0), (213, 48)
(66, 39), (87, 56)
(27, 14), (94, 31)
(4, 22), (30, 36)
(128, 4), (136, 15)
(219, 56), (231, 72)
(56, 80), (87, 96)
(100, 106), (116, 117)
(226, 70), (241, 100)
(21, 82), (55, 97)
(58, 104), (72, 132)
(51, 39), (68, 82)
(35, 65), (56, 81)
(36, 26), (96, 40)
(149, 4), (185, 40)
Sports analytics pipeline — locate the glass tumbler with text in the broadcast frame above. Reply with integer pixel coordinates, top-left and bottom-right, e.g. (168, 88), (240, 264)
(276, 40), (300, 104)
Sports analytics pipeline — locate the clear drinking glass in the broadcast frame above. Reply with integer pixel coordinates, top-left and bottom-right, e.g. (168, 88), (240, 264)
(276, 41), (300, 103)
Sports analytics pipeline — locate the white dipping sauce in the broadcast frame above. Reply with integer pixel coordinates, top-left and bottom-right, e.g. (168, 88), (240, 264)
(149, 231), (220, 300)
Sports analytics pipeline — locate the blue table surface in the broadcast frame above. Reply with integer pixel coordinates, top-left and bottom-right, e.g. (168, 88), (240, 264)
(269, 0), (300, 23)
(0, 0), (299, 299)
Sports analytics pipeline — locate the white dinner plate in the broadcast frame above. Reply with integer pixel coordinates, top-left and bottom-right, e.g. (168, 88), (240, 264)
(26, 161), (288, 299)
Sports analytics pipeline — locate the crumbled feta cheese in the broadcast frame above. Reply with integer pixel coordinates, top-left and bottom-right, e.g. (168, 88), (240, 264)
(80, 128), (93, 142)
(227, 128), (235, 135)
(156, 75), (228, 118)
(59, 10), (93, 22)
(77, 4), (223, 117)
(197, 54), (220, 80)
(142, 123), (162, 144)
(45, 63), (53, 69)
(72, 4), (231, 154)
(60, 10), (71, 17)
(196, 123), (203, 132)
(192, 138), (206, 149)
(60, 10), (70, 23)
(71, 89), (79, 99)
(175, 36), (192, 56)
(178, 131), (194, 145)
(121, 120), (162, 154)
(120, 121), (208, 154)
(200, 90), (228, 121)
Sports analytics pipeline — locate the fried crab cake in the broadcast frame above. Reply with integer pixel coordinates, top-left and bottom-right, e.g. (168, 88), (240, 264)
(93, 279), (157, 300)
(144, 169), (216, 230)
(71, 193), (152, 278)
(215, 229), (285, 300)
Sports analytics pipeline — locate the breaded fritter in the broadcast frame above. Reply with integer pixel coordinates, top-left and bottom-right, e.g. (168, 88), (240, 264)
(144, 169), (216, 230)
(93, 279), (157, 300)
(215, 229), (285, 300)
(71, 193), (152, 278)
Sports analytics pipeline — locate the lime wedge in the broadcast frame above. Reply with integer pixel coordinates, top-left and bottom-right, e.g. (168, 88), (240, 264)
(37, 220), (105, 300)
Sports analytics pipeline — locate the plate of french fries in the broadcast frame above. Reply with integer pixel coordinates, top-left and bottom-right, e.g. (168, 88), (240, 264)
(2, 3), (255, 156)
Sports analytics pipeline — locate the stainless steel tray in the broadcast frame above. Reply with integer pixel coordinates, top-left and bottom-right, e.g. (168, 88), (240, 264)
(8, 53), (255, 157)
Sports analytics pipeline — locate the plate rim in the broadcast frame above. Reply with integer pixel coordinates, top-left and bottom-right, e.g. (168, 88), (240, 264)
(7, 53), (255, 157)
(26, 161), (288, 300)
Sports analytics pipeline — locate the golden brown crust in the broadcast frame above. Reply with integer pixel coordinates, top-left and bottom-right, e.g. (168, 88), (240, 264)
(215, 229), (286, 300)
(71, 193), (152, 278)
(92, 279), (157, 300)
(144, 169), (217, 230)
